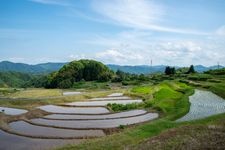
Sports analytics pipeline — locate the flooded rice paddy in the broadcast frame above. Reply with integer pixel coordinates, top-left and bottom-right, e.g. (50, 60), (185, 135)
(0, 130), (81, 150)
(0, 107), (28, 115)
(31, 113), (159, 129)
(43, 110), (147, 120)
(107, 93), (124, 97)
(9, 121), (105, 138)
(177, 89), (225, 122)
(38, 105), (110, 114)
(90, 96), (130, 100)
(66, 99), (143, 106)
(63, 91), (82, 96)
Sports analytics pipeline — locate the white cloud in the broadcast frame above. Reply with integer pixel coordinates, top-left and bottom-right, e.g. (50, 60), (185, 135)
(91, 0), (208, 35)
(216, 25), (225, 36)
(93, 0), (164, 25)
(69, 54), (90, 60)
(95, 49), (143, 64)
(8, 57), (26, 62)
(83, 29), (225, 66)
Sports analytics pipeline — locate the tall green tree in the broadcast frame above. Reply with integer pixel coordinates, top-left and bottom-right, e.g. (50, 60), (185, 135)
(165, 66), (170, 75)
(165, 66), (175, 75)
(187, 65), (195, 74)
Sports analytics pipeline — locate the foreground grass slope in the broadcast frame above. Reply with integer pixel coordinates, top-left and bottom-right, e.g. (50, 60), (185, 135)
(131, 113), (225, 150)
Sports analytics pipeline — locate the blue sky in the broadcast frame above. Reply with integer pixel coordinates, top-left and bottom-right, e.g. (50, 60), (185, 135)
(0, 0), (225, 66)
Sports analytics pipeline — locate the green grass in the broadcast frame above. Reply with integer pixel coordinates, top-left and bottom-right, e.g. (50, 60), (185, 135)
(131, 86), (152, 95)
(154, 85), (181, 100)
(109, 81), (193, 114)
(205, 67), (225, 75)
(150, 82), (193, 120)
(187, 73), (212, 81)
(0, 88), (20, 96)
(209, 83), (225, 99)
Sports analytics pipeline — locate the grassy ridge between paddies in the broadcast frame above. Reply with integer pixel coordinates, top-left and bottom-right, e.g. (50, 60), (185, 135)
(209, 83), (225, 99)
(108, 81), (193, 120)
(0, 88), (125, 110)
(181, 72), (225, 99)
(57, 81), (194, 150)
(8, 88), (62, 98)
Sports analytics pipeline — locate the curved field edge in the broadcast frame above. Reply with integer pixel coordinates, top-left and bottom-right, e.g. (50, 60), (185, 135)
(57, 81), (195, 150)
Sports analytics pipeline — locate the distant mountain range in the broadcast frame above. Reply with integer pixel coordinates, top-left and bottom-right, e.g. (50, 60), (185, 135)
(107, 64), (166, 74)
(0, 61), (67, 74)
(0, 61), (223, 74)
(108, 64), (224, 74)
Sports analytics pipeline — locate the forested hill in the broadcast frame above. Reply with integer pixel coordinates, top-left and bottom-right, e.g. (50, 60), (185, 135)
(45, 60), (113, 88)
(0, 71), (34, 87)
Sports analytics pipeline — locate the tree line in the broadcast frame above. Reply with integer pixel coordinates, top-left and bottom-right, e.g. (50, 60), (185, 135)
(164, 65), (195, 75)
(0, 59), (201, 89)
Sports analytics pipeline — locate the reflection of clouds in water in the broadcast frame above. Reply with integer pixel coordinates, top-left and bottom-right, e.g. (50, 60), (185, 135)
(0, 107), (27, 115)
(31, 113), (159, 128)
(177, 90), (225, 122)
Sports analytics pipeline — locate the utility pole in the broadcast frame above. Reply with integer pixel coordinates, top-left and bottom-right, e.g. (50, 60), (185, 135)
(149, 59), (152, 76)
(218, 62), (220, 69)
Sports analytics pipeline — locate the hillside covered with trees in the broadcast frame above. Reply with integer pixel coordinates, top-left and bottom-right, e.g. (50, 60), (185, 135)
(0, 71), (34, 87)
(45, 59), (113, 88)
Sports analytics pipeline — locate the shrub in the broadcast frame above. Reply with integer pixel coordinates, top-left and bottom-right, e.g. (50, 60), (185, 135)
(122, 81), (129, 86)
(107, 103), (142, 112)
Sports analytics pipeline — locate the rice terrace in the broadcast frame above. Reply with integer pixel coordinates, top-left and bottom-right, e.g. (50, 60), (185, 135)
(0, 0), (225, 150)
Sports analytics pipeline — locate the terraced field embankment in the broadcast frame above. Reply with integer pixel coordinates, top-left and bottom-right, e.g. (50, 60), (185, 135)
(0, 93), (158, 150)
